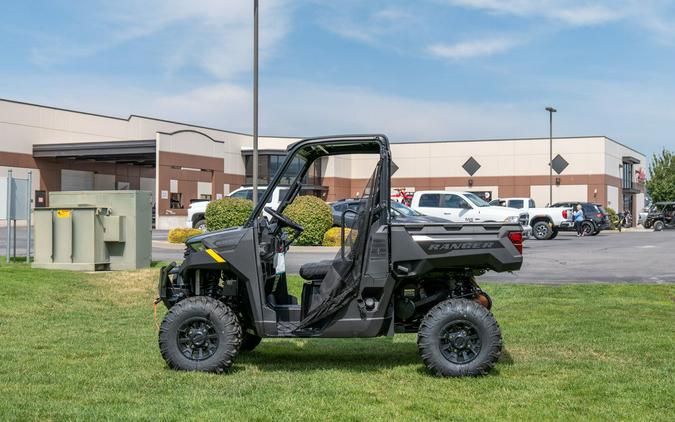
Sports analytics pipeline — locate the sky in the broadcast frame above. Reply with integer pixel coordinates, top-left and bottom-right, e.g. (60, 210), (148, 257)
(1, 0), (675, 158)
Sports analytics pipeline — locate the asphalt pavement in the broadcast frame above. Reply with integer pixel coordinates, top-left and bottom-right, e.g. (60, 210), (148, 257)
(3, 227), (674, 283)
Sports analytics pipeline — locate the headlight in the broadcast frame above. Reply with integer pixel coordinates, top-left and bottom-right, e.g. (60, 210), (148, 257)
(504, 215), (520, 224)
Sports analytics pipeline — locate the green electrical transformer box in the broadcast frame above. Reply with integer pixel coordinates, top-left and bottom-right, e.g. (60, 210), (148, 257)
(32, 191), (152, 271)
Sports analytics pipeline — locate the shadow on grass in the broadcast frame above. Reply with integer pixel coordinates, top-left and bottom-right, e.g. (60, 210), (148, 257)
(234, 340), (516, 375)
(236, 338), (421, 373)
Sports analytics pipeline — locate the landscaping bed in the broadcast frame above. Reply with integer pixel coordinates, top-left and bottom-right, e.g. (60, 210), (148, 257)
(0, 263), (673, 420)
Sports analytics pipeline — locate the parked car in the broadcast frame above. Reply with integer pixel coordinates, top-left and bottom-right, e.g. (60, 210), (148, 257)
(187, 186), (290, 230)
(643, 201), (675, 231)
(638, 206), (650, 227)
(409, 191), (532, 237)
(550, 202), (611, 235)
(490, 197), (572, 240)
(331, 199), (449, 226)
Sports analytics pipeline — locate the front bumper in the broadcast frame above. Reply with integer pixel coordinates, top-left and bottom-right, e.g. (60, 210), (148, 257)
(522, 225), (532, 239)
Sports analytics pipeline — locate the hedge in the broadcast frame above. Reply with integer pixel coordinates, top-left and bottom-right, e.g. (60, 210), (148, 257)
(168, 228), (204, 244)
(605, 206), (619, 230)
(205, 197), (253, 231)
(283, 195), (333, 246)
(322, 227), (352, 246)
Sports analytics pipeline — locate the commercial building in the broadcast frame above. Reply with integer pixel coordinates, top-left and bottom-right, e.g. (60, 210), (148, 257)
(0, 98), (645, 229)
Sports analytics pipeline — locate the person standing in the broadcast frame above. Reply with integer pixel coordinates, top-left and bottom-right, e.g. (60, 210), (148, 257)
(573, 204), (585, 237)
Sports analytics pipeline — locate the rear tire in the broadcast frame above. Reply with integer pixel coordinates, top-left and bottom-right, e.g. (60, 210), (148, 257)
(417, 299), (502, 377)
(654, 220), (665, 231)
(159, 297), (241, 373)
(194, 219), (207, 231)
(581, 222), (594, 235)
(240, 333), (262, 352)
(532, 221), (552, 240)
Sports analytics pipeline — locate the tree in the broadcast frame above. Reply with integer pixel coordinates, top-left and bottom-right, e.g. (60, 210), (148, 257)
(646, 148), (675, 202)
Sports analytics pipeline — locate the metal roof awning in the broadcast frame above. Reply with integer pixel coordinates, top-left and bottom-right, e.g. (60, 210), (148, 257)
(622, 156), (640, 164)
(33, 140), (156, 165)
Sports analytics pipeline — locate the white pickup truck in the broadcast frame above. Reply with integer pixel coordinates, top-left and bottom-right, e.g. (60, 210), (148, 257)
(186, 186), (289, 230)
(489, 197), (572, 240)
(410, 191), (532, 237)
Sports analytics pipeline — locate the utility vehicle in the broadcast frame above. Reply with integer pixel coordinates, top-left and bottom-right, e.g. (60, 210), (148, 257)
(157, 135), (524, 377)
(644, 201), (675, 231)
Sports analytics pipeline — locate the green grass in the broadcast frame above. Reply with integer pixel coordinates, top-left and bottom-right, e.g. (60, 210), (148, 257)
(0, 263), (673, 421)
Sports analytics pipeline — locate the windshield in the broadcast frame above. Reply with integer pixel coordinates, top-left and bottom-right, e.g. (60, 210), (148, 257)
(464, 192), (490, 207)
(391, 200), (422, 216)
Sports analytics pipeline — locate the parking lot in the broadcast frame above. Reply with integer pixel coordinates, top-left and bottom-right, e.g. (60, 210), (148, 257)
(152, 229), (675, 283)
(4, 227), (673, 283)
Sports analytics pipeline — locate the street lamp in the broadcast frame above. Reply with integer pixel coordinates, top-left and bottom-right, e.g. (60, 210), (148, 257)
(252, 0), (259, 206)
(545, 106), (557, 206)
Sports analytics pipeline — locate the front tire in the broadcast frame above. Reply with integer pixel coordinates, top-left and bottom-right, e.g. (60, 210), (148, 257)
(194, 219), (207, 231)
(532, 221), (552, 240)
(159, 297), (242, 373)
(417, 299), (502, 377)
(654, 220), (665, 231)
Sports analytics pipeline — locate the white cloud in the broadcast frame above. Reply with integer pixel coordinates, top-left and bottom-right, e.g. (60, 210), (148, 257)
(445, 0), (624, 25)
(428, 38), (519, 59)
(29, 0), (293, 80)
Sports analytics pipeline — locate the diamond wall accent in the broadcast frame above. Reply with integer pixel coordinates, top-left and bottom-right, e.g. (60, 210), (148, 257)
(462, 157), (481, 176)
(551, 154), (569, 174)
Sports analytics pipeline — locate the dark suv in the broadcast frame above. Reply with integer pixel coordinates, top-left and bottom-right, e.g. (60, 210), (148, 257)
(551, 202), (611, 235)
(332, 199), (447, 226)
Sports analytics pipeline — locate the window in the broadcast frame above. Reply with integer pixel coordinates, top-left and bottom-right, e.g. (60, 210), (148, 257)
(278, 188), (289, 202)
(622, 163), (634, 190)
(507, 199), (524, 209)
(419, 194), (440, 207)
(441, 194), (470, 209)
(529, 199), (536, 208)
(244, 154), (324, 186)
(230, 190), (250, 199)
(169, 192), (183, 209)
(464, 192), (490, 207)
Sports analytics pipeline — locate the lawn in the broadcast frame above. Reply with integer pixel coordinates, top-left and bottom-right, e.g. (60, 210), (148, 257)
(0, 262), (673, 421)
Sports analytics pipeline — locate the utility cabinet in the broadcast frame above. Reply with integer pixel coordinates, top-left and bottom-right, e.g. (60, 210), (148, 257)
(33, 191), (152, 271)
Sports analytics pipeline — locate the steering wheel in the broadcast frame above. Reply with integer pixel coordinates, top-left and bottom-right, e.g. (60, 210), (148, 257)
(264, 207), (304, 233)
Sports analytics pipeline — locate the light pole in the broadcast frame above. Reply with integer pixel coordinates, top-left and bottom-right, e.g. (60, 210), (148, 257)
(545, 106), (557, 206)
(252, 0), (259, 206)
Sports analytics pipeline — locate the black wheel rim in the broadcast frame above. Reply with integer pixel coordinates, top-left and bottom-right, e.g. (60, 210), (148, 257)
(177, 317), (219, 361)
(439, 320), (481, 364)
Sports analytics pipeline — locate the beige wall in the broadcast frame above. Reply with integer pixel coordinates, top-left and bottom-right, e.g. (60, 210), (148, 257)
(530, 184), (588, 207)
(1, 99), (648, 227)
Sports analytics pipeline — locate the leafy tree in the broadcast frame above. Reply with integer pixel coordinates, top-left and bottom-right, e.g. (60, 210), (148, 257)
(646, 149), (675, 202)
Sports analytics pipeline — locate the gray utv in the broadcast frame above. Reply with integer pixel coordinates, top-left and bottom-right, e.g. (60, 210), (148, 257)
(157, 135), (524, 377)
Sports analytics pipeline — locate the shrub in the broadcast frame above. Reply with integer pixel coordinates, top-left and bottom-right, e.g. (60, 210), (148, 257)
(168, 228), (204, 244)
(205, 197), (253, 231)
(606, 206), (619, 230)
(322, 227), (352, 246)
(283, 195), (333, 246)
